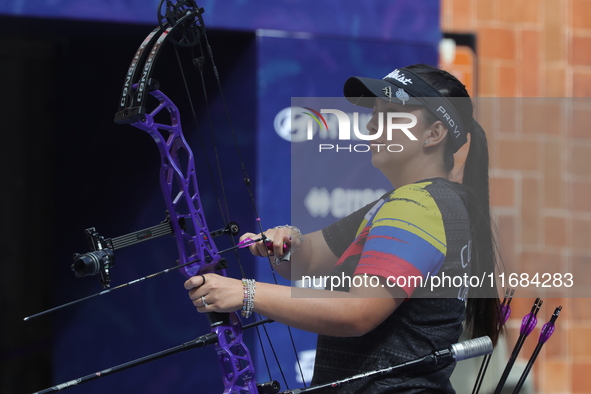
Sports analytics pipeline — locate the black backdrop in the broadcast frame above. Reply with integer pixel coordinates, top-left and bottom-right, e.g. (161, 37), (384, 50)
(0, 15), (258, 393)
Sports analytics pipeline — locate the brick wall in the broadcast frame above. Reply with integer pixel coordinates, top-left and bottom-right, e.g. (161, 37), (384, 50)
(442, 0), (591, 393)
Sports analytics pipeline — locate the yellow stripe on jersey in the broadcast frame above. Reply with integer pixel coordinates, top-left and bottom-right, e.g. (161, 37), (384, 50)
(367, 181), (447, 255)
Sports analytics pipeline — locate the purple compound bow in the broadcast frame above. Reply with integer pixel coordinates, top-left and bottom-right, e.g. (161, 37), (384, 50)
(28, 1), (287, 393)
(113, 3), (262, 392)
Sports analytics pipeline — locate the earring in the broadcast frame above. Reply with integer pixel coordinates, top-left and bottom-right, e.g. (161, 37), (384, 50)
(424, 140), (429, 145)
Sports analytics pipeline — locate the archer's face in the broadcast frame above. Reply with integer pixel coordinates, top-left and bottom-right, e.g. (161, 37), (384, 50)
(366, 99), (426, 172)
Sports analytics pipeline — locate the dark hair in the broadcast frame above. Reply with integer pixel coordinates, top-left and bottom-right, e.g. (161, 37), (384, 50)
(405, 64), (502, 345)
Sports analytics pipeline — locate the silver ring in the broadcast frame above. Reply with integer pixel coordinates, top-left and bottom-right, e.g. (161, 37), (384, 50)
(201, 295), (209, 308)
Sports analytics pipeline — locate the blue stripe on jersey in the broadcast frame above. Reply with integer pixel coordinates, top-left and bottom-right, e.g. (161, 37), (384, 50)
(358, 225), (446, 277)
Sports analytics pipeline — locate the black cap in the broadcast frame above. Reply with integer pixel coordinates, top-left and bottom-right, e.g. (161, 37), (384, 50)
(343, 68), (470, 152)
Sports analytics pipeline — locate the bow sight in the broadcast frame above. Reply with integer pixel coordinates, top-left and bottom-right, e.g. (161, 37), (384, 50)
(72, 248), (115, 287)
(70, 217), (177, 288)
(71, 217), (239, 289)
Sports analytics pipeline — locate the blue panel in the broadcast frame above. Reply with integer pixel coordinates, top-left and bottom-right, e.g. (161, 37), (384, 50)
(0, 0), (440, 44)
(203, 0), (441, 43)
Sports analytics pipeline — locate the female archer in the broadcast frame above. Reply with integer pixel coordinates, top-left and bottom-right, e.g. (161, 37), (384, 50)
(185, 63), (501, 393)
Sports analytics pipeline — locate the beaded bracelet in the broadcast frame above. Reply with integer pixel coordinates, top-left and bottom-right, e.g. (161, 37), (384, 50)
(241, 278), (256, 318)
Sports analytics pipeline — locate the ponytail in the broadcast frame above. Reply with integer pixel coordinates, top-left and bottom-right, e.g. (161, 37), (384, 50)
(406, 64), (502, 345)
(463, 122), (501, 345)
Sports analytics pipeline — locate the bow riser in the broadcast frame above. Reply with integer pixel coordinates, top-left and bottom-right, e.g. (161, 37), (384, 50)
(131, 87), (258, 393)
(213, 312), (258, 393)
(131, 89), (219, 276)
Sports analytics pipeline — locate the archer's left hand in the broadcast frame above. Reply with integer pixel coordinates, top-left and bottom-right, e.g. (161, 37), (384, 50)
(185, 274), (243, 313)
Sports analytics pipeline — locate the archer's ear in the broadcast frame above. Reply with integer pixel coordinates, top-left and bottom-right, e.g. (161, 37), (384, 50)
(423, 121), (448, 148)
